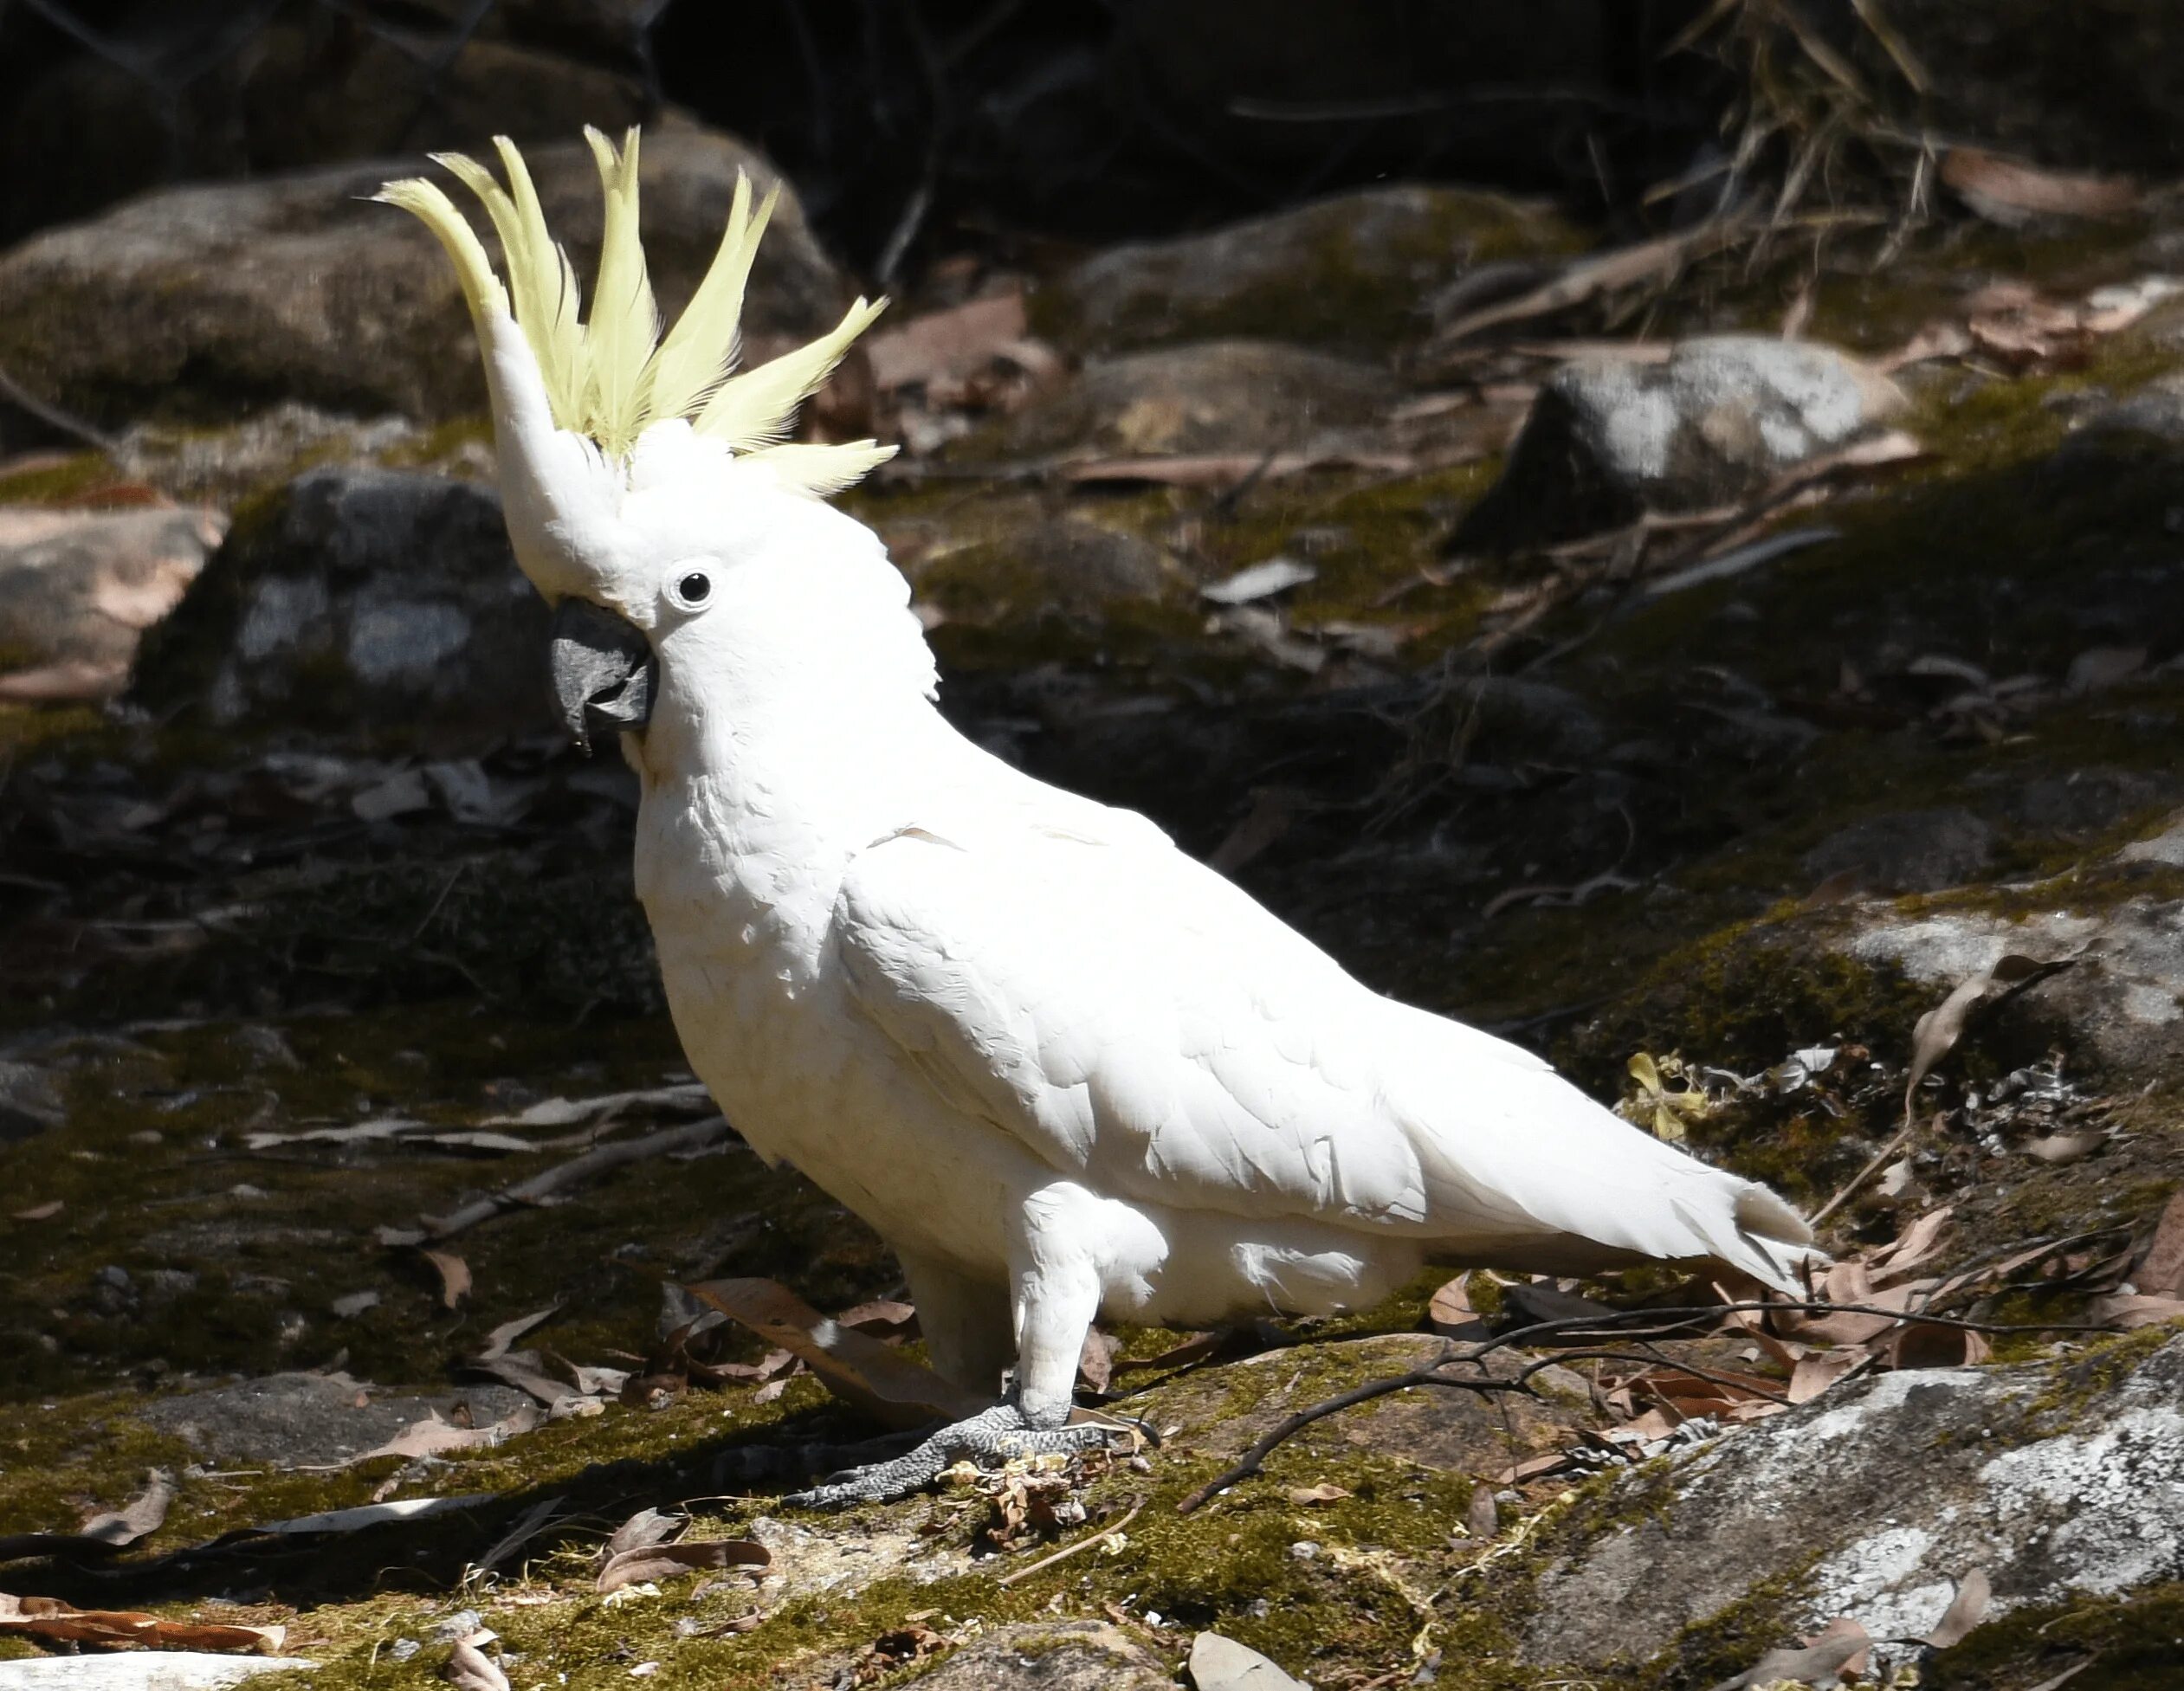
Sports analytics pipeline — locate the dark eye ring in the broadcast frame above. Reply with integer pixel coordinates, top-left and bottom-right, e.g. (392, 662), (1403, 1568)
(676, 571), (712, 606)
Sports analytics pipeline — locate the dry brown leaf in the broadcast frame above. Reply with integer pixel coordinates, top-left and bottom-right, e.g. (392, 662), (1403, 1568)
(2089, 1293), (2184, 1331)
(2023, 1130), (2108, 1165)
(1925, 1567), (1992, 1648)
(684, 1278), (988, 1430)
(1709, 1618), (1870, 1690)
(1434, 225), (1739, 345)
(1874, 319), (1974, 374)
(1908, 956), (2047, 1103)
(0, 1598), (283, 1655)
(475, 1306), (559, 1361)
(10, 1200), (61, 1222)
(837, 1298), (918, 1337)
(80, 1470), (173, 1548)
(1427, 1274), (1485, 1337)
(468, 1352), (574, 1408)
(1867, 1206), (1955, 1284)
(1076, 1327), (1116, 1395)
(1060, 450), (1410, 488)
(1287, 1483), (1352, 1507)
(1626, 1365), (1786, 1418)
(1787, 1349), (1866, 1404)
(0, 1468), (179, 1564)
(2133, 1191), (2184, 1299)
(604, 1507), (685, 1560)
(1942, 149), (2141, 224)
(866, 291), (1027, 391)
(349, 1406), (540, 1466)
(597, 1538), (770, 1594)
(422, 1249), (472, 1309)
(446, 1632), (510, 1691)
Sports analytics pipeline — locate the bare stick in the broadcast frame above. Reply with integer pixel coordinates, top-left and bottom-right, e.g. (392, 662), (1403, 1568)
(422, 1117), (731, 1239)
(1812, 1111), (1919, 1226)
(1173, 1299), (2118, 1514)
(994, 1498), (1144, 1587)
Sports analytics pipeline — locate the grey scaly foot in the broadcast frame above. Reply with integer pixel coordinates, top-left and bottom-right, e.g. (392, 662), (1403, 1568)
(782, 1401), (1121, 1508)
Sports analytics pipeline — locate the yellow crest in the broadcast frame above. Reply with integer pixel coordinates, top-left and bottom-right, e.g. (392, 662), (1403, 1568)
(378, 128), (895, 491)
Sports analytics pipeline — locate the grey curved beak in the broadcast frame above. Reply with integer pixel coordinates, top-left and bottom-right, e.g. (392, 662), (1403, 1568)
(549, 597), (656, 752)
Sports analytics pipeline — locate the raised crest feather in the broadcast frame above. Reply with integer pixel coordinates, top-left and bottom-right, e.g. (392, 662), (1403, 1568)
(377, 128), (895, 492)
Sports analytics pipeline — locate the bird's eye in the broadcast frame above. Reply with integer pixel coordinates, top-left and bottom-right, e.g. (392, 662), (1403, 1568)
(674, 570), (713, 608)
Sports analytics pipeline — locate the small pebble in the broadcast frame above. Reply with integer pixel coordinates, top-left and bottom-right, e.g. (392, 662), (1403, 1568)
(427, 1610), (483, 1645)
(1289, 1540), (1320, 1561)
(386, 1640), (420, 1662)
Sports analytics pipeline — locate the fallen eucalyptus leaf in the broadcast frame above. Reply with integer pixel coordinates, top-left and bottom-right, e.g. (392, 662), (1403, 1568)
(1924, 1567), (1992, 1648)
(597, 1539), (769, 1595)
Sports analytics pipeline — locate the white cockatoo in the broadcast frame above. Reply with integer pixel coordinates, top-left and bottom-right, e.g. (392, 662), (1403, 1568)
(383, 131), (1819, 1506)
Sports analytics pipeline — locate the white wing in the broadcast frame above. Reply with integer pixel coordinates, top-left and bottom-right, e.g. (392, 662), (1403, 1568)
(834, 808), (1813, 1289)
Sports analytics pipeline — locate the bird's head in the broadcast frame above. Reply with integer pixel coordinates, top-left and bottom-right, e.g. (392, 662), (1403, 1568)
(378, 129), (903, 752)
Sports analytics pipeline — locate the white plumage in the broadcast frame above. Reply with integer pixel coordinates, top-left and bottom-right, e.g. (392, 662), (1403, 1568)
(385, 132), (1817, 1499)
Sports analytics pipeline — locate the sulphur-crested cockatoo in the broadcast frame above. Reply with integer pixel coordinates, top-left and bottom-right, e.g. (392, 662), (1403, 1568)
(383, 130), (1818, 1506)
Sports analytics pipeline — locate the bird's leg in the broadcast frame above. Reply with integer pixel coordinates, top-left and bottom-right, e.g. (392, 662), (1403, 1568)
(779, 1393), (1121, 1508)
(785, 1236), (1112, 1509)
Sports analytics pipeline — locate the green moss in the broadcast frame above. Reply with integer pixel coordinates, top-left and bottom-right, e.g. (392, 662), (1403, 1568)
(0, 1003), (894, 1394)
(0, 452), (115, 504)
(1926, 1581), (2184, 1691)
(1030, 190), (1583, 355)
(376, 413), (494, 470)
(2027, 1325), (2184, 1429)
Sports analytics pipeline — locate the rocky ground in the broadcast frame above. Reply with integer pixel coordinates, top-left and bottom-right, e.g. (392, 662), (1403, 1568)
(4, 96), (2184, 1691)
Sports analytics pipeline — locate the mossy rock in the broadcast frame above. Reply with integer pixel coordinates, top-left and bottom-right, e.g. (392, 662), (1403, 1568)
(1034, 184), (1581, 356)
(0, 124), (846, 428)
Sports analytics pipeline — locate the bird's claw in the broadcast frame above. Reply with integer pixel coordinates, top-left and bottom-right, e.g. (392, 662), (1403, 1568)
(782, 1401), (1126, 1508)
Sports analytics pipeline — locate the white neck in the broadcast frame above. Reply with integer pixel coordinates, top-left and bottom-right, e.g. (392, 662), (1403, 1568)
(630, 530), (962, 850)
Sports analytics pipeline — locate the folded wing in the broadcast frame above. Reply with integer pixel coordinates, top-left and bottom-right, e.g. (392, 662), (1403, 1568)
(834, 815), (1814, 1290)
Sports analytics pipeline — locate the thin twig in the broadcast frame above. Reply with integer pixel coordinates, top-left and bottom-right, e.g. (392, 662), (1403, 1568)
(994, 1498), (1143, 1587)
(421, 1117), (733, 1239)
(1173, 1298), (2121, 1514)
(0, 364), (121, 455)
(1811, 1110), (1920, 1226)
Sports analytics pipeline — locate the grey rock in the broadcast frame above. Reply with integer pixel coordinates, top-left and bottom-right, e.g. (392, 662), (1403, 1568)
(906, 1622), (1176, 1689)
(425, 1611), (485, 1646)
(1800, 807), (1995, 894)
(0, 3), (648, 238)
(1838, 881), (2184, 1081)
(1991, 767), (2168, 840)
(994, 340), (1395, 460)
(138, 1372), (533, 1467)
(112, 404), (442, 509)
(1046, 184), (1574, 354)
(0, 123), (847, 428)
(142, 1269), (202, 1304)
(1525, 1333), (2184, 1678)
(914, 518), (1186, 650)
(1188, 1631), (1308, 1690)
(0, 507), (225, 704)
(0, 1058), (65, 1142)
(2064, 371), (2184, 448)
(1455, 338), (1905, 552)
(131, 468), (550, 749)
